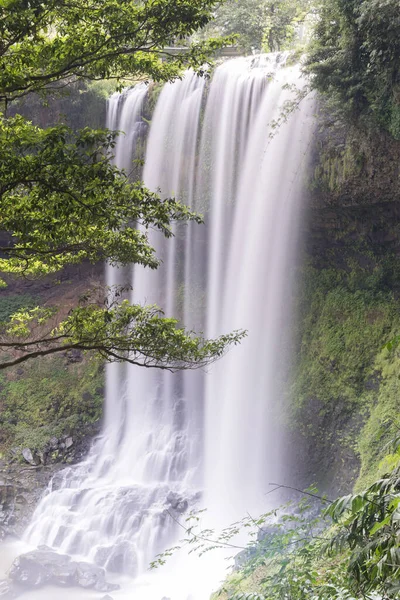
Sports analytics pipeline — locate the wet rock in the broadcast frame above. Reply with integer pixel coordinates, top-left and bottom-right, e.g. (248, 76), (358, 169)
(175, 499), (188, 512)
(257, 524), (280, 542)
(0, 464), (61, 538)
(166, 491), (188, 513)
(77, 561), (119, 592)
(37, 451), (47, 466)
(166, 491), (179, 506)
(9, 551), (52, 587)
(0, 422), (100, 537)
(49, 437), (59, 450)
(51, 561), (78, 586)
(94, 580), (120, 593)
(9, 548), (120, 593)
(106, 541), (138, 577)
(234, 546), (258, 571)
(76, 561), (105, 588)
(0, 580), (17, 598)
(21, 449), (39, 466)
(94, 546), (112, 565)
(0, 484), (17, 528)
(75, 561), (119, 592)
(65, 437), (74, 450)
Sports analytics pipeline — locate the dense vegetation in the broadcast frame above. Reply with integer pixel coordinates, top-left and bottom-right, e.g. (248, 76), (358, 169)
(306, 0), (400, 137)
(210, 467), (400, 600)
(292, 262), (400, 492)
(200, 0), (313, 53)
(0, 355), (103, 457)
(0, 0), (242, 372)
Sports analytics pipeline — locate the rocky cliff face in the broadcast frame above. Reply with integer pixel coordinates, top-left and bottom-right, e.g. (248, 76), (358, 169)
(307, 120), (400, 262)
(0, 261), (105, 539)
(0, 420), (102, 542)
(286, 113), (400, 495)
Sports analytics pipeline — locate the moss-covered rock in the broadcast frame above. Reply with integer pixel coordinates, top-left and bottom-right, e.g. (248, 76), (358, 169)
(285, 98), (400, 496)
(287, 254), (400, 494)
(0, 354), (104, 461)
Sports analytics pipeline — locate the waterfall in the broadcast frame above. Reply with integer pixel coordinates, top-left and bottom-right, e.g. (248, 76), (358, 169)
(203, 58), (313, 520)
(25, 55), (315, 599)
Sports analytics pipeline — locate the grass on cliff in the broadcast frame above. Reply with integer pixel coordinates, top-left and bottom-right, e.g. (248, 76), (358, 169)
(0, 354), (104, 454)
(291, 260), (400, 491)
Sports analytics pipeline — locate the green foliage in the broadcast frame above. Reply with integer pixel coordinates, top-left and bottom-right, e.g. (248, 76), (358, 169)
(326, 467), (400, 598)
(293, 265), (398, 410)
(0, 116), (204, 277)
(0, 0), (245, 371)
(199, 0), (312, 54)
(356, 347), (400, 489)
(0, 355), (103, 452)
(0, 293), (37, 324)
(306, 0), (400, 136)
(147, 81), (166, 114)
(291, 260), (400, 490)
(230, 595), (267, 600)
(0, 288), (246, 370)
(8, 80), (110, 131)
(261, 0), (313, 52)
(163, 471), (400, 600)
(312, 133), (365, 194)
(0, 0), (226, 104)
(151, 488), (362, 600)
(150, 489), (328, 567)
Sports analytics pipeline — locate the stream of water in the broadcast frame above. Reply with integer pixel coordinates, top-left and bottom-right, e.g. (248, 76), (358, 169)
(7, 54), (315, 599)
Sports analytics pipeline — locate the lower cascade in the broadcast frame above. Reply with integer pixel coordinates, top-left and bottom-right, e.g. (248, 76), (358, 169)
(24, 54), (315, 598)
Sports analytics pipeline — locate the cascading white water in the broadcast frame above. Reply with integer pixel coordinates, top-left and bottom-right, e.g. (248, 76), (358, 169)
(26, 81), (204, 580)
(203, 59), (314, 522)
(24, 55), (315, 599)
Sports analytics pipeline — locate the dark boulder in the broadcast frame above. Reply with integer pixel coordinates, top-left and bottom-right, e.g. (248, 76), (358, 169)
(9, 548), (120, 593)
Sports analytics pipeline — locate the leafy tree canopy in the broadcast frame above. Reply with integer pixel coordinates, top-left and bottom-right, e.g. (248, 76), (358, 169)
(0, 0), (226, 103)
(0, 0), (244, 370)
(200, 0), (312, 54)
(306, 0), (400, 137)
